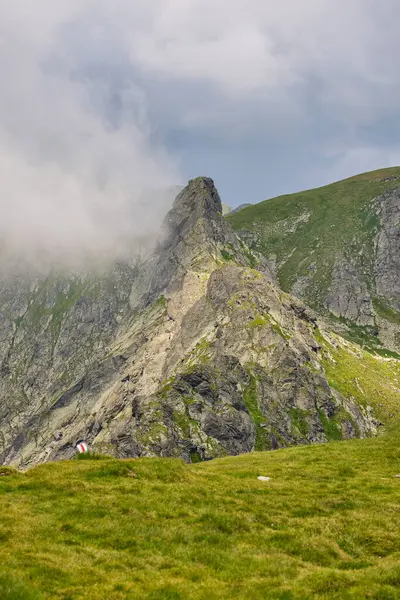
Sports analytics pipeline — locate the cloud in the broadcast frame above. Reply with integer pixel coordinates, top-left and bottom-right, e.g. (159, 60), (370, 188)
(125, 0), (400, 123)
(0, 0), (399, 264)
(0, 1), (179, 272)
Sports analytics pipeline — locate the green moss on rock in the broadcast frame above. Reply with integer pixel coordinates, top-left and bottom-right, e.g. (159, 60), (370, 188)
(243, 372), (268, 451)
(289, 408), (312, 438)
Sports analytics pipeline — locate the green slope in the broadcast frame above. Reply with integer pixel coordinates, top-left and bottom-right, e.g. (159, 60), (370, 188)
(227, 166), (400, 349)
(2, 432), (400, 600)
(315, 328), (400, 425)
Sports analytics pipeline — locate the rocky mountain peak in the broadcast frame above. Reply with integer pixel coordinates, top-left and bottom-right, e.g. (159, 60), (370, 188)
(130, 177), (263, 310)
(158, 176), (227, 254)
(168, 176), (222, 223)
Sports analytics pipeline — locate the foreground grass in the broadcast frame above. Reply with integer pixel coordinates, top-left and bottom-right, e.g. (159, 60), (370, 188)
(1, 434), (400, 600)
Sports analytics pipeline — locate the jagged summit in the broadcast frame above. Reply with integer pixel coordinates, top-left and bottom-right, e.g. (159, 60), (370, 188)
(160, 176), (228, 252)
(130, 177), (265, 311)
(171, 176), (222, 213)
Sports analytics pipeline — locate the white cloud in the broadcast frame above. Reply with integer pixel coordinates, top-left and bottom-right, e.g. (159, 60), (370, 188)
(0, 0), (399, 267)
(0, 0), (179, 271)
(127, 0), (400, 109)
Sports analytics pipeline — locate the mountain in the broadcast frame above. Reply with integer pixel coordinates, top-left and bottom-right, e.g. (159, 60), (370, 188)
(221, 202), (233, 215)
(230, 202), (253, 214)
(222, 203), (253, 215)
(227, 167), (400, 354)
(1, 176), (398, 469)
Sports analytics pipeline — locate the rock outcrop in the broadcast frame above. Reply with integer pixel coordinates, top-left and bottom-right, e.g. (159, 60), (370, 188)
(375, 188), (400, 311)
(0, 178), (387, 469)
(324, 258), (375, 326)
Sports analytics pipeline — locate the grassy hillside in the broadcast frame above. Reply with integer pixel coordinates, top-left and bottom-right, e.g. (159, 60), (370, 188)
(311, 327), (400, 428)
(2, 431), (400, 600)
(227, 166), (400, 349)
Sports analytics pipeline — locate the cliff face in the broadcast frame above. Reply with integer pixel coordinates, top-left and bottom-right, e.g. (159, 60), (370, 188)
(374, 188), (400, 312)
(0, 177), (397, 469)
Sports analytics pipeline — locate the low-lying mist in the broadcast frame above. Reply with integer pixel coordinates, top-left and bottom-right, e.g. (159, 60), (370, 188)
(0, 2), (181, 276)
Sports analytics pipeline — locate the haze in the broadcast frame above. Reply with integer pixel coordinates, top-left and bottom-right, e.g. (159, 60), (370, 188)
(1, 0), (399, 270)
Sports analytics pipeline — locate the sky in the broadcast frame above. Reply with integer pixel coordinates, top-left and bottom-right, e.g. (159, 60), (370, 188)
(0, 1), (400, 267)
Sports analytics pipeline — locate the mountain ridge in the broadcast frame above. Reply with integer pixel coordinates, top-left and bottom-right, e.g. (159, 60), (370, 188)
(0, 175), (398, 469)
(227, 166), (400, 354)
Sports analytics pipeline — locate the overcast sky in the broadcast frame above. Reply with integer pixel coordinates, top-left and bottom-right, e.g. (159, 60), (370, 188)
(0, 1), (399, 266)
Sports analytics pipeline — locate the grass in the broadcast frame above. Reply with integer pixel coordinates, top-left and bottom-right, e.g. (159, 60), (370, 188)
(227, 166), (400, 330)
(220, 249), (234, 262)
(243, 372), (268, 450)
(315, 329), (400, 424)
(373, 297), (400, 326)
(288, 408), (311, 438)
(2, 432), (400, 599)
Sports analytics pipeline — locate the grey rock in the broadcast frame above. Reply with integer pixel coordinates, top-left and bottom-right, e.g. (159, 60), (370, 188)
(375, 188), (400, 311)
(325, 258), (375, 326)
